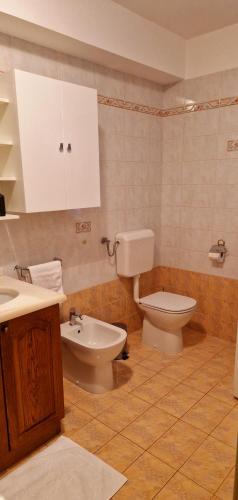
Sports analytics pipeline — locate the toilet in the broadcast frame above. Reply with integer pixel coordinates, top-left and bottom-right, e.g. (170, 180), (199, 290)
(116, 229), (197, 354)
(61, 316), (127, 394)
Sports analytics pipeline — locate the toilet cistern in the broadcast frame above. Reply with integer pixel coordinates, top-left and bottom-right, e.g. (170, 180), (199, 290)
(116, 229), (197, 354)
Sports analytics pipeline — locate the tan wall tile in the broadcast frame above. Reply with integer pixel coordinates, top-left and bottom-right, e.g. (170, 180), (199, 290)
(61, 265), (237, 343)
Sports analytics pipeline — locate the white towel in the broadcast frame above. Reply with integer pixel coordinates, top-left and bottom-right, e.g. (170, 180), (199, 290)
(28, 260), (63, 293)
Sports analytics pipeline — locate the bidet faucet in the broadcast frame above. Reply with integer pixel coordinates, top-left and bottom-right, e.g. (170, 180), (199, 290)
(69, 308), (83, 325)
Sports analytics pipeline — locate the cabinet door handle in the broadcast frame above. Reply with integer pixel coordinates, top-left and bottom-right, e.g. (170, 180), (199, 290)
(59, 142), (64, 152)
(67, 143), (72, 153)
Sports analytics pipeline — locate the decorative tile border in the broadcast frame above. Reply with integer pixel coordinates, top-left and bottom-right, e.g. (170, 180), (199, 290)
(98, 94), (238, 118)
(97, 95), (161, 116)
(227, 139), (238, 152)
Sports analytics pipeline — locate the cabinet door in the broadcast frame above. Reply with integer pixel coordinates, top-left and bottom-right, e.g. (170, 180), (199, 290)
(61, 82), (100, 209)
(0, 306), (64, 451)
(0, 340), (9, 459)
(15, 70), (66, 212)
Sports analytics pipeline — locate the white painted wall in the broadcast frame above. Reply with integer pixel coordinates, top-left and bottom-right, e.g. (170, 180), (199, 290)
(186, 23), (238, 79)
(0, 0), (185, 83)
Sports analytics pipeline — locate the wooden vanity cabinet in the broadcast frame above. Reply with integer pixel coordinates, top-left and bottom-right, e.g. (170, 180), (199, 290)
(0, 304), (64, 471)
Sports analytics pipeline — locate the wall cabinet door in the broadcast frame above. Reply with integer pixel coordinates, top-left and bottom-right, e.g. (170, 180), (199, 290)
(0, 305), (64, 451)
(15, 70), (66, 212)
(12, 70), (100, 213)
(61, 81), (100, 209)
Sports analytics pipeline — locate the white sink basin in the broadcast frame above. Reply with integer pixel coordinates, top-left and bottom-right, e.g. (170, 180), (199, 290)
(0, 288), (19, 305)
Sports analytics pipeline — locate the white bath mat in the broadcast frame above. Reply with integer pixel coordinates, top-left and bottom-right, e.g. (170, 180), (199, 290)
(0, 436), (127, 500)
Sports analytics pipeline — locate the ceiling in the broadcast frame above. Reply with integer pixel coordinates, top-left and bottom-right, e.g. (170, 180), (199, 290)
(113, 0), (238, 39)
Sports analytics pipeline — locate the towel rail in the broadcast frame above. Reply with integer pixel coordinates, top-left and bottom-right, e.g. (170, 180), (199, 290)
(14, 258), (62, 283)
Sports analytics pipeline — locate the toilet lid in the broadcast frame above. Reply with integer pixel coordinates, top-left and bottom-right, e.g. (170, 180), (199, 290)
(140, 291), (197, 313)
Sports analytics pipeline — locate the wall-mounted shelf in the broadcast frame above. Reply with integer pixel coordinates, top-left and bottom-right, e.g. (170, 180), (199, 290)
(0, 98), (9, 105)
(0, 214), (19, 221)
(0, 142), (13, 147)
(0, 176), (16, 181)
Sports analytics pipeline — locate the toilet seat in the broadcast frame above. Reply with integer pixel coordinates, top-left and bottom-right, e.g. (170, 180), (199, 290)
(140, 291), (197, 314)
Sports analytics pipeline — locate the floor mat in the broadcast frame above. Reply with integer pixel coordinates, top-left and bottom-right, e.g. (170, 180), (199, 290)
(0, 436), (127, 500)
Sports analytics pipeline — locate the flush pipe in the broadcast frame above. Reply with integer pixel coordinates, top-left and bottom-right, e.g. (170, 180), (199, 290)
(133, 274), (140, 304)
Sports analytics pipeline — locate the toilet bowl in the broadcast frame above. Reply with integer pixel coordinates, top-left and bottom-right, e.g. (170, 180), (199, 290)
(137, 286), (197, 354)
(61, 316), (127, 394)
(116, 229), (197, 355)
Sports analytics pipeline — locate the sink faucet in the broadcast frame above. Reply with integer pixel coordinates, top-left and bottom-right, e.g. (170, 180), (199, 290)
(69, 308), (83, 325)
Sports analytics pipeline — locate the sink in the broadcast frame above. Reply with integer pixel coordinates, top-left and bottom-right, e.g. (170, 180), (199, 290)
(0, 288), (19, 305)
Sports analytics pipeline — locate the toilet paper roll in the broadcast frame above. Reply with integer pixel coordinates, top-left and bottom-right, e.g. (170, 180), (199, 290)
(209, 252), (222, 261)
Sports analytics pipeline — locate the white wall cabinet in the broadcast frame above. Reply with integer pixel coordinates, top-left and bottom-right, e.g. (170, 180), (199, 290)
(0, 70), (100, 213)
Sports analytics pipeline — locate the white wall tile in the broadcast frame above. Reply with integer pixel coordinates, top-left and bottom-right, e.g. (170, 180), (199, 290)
(183, 135), (217, 162)
(220, 68), (238, 98)
(11, 37), (59, 79)
(182, 185), (214, 207)
(182, 160), (216, 185)
(215, 185), (238, 208)
(184, 109), (219, 137)
(184, 73), (221, 103)
(216, 159), (238, 184)
(218, 106), (238, 133)
(180, 207), (213, 229)
(162, 162), (182, 185)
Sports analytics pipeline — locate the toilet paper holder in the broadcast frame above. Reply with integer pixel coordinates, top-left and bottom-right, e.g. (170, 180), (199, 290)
(209, 239), (227, 263)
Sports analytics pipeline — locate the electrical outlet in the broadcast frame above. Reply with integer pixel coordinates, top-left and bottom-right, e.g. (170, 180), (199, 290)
(76, 221), (91, 233)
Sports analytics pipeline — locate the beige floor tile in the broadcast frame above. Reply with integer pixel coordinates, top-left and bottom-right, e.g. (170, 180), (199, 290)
(121, 406), (177, 449)
(156, 383), (204, 418)
(116, 356), (138, 368)
(183, 328), (206, 347)
(181, 344), (216, 363)
(211, 351), (235, 371)
(183, 365), (222, 393)
(61, 405), (92, 436)
(159, 357), (203, 382)
(205, 359), (231, 378)
(199, 336), (229, 351)
(97, 393), (150, 432)
(113, 452), (174, 499)
(182, 395), (232, 433)
(181, 436), (235, 493)
(215, 467), (235, 499)
(115, 363), (155, 392)
(73, 386), (125, 417)
(211, 406), (238, 448)
(63, 378), (85, 404)
(208, 379), (237, 407)
(155, 472), (212, 499)
(70, 419), (116, 453)
(149, 420), (206, 469)
(132, 373), (178, 404)
(128, 343), (154, 362)
(139, 351), (177, 372)
(96, 435), (143, 473)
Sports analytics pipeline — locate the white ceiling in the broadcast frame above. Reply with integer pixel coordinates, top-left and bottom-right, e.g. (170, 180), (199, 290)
(113, 0), (238, 39)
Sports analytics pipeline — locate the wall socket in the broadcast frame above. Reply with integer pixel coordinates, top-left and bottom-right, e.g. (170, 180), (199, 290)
(76, 221), (91, 233)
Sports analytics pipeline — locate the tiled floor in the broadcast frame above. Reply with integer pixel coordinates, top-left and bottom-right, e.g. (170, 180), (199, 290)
(62, 327), (237, 499)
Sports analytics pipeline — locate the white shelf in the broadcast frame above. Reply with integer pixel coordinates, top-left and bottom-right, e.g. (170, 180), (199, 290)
(0, 142), (13, 147)
(0, 214), (19, 220)
(0, 176), (16, 181)
(0, 98), (9, 105)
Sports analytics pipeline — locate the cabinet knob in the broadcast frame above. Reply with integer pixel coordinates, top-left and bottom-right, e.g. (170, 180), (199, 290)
(59, 142), (64, 152)
(67, 143), (72, 153)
